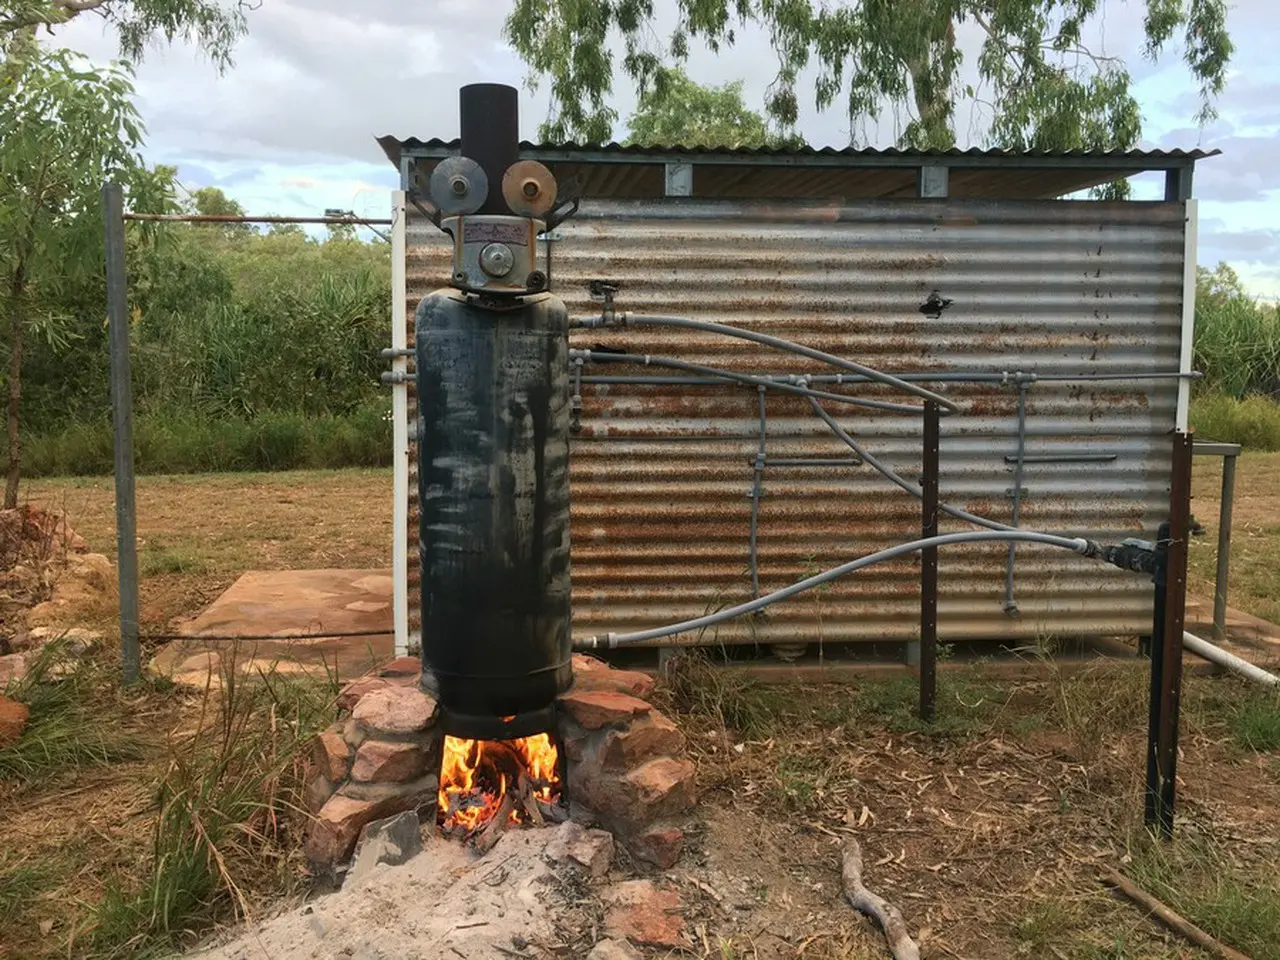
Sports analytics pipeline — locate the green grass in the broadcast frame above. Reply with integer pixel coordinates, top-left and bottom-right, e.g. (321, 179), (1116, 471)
(0, 643), (149, 783)
(139, 543), (212, 576)
(0, 855), (53, 927)
(1226, 690), (1280, 752)
(1194, 273), (1280, 401)
(1191, 393), (1280, 451)
(21, 405), (392, 478)
(1127, 835), (1280, 960)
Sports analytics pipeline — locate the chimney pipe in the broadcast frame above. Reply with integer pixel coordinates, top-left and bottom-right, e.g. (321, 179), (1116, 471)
(459, 83), (519, 216)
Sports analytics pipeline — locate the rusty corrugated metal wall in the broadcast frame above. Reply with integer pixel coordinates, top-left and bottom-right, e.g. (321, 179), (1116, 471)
(407, 198), (1187, 648)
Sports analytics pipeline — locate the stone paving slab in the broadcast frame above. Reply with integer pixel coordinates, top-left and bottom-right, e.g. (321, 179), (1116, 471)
(151, 568), (396, 684)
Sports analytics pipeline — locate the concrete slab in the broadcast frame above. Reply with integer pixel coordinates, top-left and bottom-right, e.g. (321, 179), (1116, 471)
(152, 569), (397, 685)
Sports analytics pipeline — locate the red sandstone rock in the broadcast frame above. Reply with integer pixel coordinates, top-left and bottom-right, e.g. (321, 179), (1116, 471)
(351, 686), (437, 736)
(559, 689), (651, 730)
(0, 694), (29, 750)
(574, 667), (656, 699)
(624, 757), (697, 819)
(602, 880), (686, 947)
(305, 774), (336, 815)
(304, 787), (433, 867)
(600, 711), (685, 770)
(546, 822), (615, 878)
(379, 657), (421, 679)
(572, 653), (608, 672)
(351, 740), (427, 783)
(337, 677), (390, 712)
(313, 729), (351, 782)
(630, 823), (685, 869)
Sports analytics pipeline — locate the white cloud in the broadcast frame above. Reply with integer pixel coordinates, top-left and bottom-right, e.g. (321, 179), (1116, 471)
(53, 0), (1280, 293)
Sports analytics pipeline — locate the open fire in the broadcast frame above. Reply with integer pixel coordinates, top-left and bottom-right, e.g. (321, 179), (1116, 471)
(438, 733), (564, 844)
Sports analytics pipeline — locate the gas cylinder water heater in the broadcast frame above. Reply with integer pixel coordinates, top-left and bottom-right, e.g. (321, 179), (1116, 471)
(414, 83), (578, 740)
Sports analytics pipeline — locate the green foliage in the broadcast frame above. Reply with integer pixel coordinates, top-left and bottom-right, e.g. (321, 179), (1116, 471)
(625, 67), (803, 148)
(1194, 262), (1280, 399)
(505, 0), (1232, 151)
(22, 405), (392, 477)
(1190, 394), (1280, 452)
(0, 47), (165, 506)
(1, 1), (246, 71)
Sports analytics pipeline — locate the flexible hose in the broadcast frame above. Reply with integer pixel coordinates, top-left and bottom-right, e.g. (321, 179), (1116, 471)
(807, 397), (1012, 532)
(580, 313), (960, 415)
(573, 530), (1090, 650)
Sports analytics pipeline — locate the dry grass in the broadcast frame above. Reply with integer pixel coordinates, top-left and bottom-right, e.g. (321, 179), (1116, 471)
(26, 469), (392, 632)
(660, 653), (1280, 959)
(1189, 450), (1280, 626)
(0, 641), (340, 960)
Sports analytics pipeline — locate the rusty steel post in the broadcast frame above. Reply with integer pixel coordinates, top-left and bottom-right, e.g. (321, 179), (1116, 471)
(1145, 430), (1193, 837)
(919, 400), (940, 721)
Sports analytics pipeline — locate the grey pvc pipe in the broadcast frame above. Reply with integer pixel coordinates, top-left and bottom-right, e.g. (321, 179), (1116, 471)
(606, 313), (961, 415)
(807, 397), (1011, 532)
(1183, 631), (1280, 687)
(574, 529), (1090, 649)
(574, 350), (923, 414)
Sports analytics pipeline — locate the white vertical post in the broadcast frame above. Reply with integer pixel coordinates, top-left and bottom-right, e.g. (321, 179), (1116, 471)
(1176, 199), (1198, 432)
(391, 191), (410, 657)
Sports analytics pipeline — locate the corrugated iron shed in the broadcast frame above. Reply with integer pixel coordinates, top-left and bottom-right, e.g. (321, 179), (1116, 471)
(377, 137), (1215, 201)
(387, 137), (1206, 655)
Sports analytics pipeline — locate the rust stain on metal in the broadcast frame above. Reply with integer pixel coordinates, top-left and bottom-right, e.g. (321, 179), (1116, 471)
(404, 199), (1185, 648)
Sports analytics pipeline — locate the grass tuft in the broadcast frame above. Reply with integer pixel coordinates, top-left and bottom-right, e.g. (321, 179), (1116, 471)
(0, 641), (149, 782)
(1126, 833), (1280, 960)
(1226, 689), (1280, 752)
(84, 648), (339, 957)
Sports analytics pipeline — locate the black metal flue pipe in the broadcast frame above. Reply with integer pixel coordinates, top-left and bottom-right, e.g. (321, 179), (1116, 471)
(459, 83), (519, 215)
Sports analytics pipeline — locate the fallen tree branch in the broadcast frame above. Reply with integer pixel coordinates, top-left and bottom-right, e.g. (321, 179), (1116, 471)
(1101, 868), (1252, 960)
(841, 839), (921, 960)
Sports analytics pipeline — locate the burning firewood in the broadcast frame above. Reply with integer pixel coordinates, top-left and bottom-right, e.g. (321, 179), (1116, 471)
(840, 838), (920, 960)
(516, 773), (545, 825)
(473, 793), (517, 855)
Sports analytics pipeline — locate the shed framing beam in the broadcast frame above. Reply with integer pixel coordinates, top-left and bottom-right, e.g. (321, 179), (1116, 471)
(399, 143), (1204, 174)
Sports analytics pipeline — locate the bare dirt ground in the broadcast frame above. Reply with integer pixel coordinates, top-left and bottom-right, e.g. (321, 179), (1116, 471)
(6, 464), (1278, 959)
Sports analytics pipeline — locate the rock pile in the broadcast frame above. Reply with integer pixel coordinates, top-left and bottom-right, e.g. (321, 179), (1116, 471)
(302, 653), (698, 876)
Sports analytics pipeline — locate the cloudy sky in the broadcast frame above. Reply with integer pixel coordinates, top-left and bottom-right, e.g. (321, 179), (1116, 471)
(58, 0), (1280, 294)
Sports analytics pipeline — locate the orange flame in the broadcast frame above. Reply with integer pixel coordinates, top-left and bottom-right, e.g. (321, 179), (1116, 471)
(438, 733), (562, 834)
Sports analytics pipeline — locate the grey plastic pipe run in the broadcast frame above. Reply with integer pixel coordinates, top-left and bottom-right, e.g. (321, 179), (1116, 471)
(574, 313), (961, 415)
(1183, 631), (1280, 687)
(572, 349), (917, 414)
(806, 397), (1012, 533)
(573, 530), (1091, 650)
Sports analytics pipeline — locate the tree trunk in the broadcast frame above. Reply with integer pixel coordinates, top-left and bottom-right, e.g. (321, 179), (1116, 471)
(5, 260), (27, 509)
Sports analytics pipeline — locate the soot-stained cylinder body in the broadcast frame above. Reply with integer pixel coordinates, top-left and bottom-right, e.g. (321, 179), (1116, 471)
(416, 289), (572, 739)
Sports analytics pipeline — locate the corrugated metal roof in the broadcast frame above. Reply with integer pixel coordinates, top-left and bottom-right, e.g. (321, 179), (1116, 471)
(378, 136), (1215, 201)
